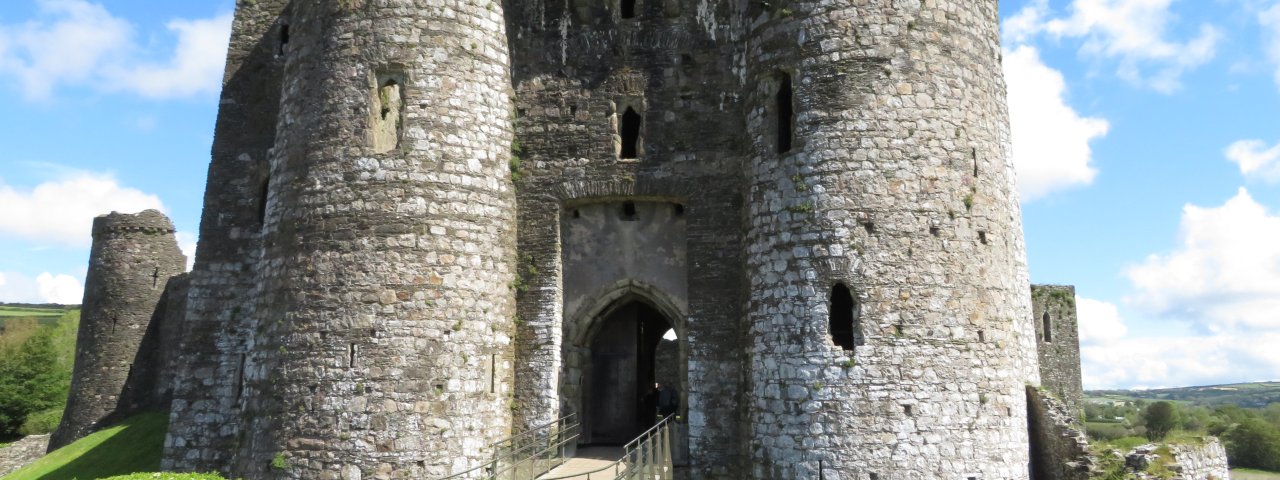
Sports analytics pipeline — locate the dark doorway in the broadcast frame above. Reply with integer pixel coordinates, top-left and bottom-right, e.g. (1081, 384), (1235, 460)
(585, 301), (672, 444)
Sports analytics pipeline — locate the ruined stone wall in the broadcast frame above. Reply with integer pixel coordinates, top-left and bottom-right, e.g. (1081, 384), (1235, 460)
(227, 0), (519, 477)
(742, 0), (1039, 477)
(506, 0), (750, 475)
(114, 274), (189, 419)
(51, 210), (186, 450)
(162, 0), (288, 472)
(1032, 285), (1084, 416)
(1027, 386), (1091, 480)
(1162, 439), (1230, 480)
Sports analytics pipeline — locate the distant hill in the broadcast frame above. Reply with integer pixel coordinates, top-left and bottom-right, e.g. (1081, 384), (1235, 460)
(1087, 381), (1280, 409)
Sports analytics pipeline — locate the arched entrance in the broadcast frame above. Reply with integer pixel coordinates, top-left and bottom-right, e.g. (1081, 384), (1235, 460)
(582, 300), (678, 444)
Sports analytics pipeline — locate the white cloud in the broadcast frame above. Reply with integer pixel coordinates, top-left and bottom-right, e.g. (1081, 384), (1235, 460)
(1076, 296), (1127, 345)
(0, 270), (83, 304)
(1004, 45), (1109, 201)
(1125, 188), (1280, 332)
(1261, 4), (1280, 90)
(0, 170), (166, 247)
(1225, 139), (1280, 182)
(0, 0), (231, 101)
(1075, 296), (1280, 389)
(37, 272), (82, 304)
(176, 231), (197, 271)
(1004, 0), (1222, 93)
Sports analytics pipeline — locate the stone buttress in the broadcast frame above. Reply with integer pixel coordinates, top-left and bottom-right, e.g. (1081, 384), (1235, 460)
(229, 0), (518, 477)
(742, 0), (1040, 477)
(51, 210), (186, 449)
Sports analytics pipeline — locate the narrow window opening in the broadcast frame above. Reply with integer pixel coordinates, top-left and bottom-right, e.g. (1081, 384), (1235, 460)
(818, 460), (825, 480)
(894, 324), (905, 337)
(151, 266), (161, 288)
(277, 24), (289, 56)
(621, 0), (637, 18)
(828, 283), (861, 351)
(673, 204), (685, 216)
(620, 107), (642, 159)
(978, 231), (988, 244)
(257, 177), (270, 226)
(929, 226), (940, 236)
(861, 221), (875, 234)
(569, 105), (578, 116)
(776, 74), (794, 153)
(622, 201), (638, 220)
(349, 343), (359, 368)
(111, 316), (118, 334)
(490, 354), (498, 394)
(871, 474), (880, 480)
(978, 330), (985, 342)
(972, 148), (979, 177)
(235, 354), (247, 402)
(1042, 312), (1052, 343)
(517, 108), (527, 118)
(371, 77), (403, 153)
(904, 405), (913, 416)
(572, 209), (581, 219)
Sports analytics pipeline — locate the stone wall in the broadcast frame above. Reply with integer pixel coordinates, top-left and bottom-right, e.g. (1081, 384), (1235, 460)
(162, 0), (288, 472)
(0, 435), (49, 477)
(1032, 285), (1084, 416)
(1027, 386), (1091, 480)
(1169, 439), (1231, 479)
(50, 210), (186, 450)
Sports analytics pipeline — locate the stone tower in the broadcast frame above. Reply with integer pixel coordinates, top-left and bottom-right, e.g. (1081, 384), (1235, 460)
(50, 210), (186, 449)
(152, 0), (1050, 478)
(221, 0), (518, 477)
(742, 1), (1039, 477)
(1032, 285), (1084, 415)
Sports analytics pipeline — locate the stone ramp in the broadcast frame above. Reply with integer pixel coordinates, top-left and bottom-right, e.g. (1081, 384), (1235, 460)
(0, 434), (50, 477)
(536, 446), (625, 479)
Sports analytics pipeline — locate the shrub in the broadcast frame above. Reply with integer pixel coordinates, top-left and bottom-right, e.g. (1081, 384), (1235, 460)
(1143, 401), (1177, 441)
(19, 406), (63, 435)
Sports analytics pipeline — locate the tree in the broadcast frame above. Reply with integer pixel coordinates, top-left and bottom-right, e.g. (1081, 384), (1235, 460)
(1224, 418), (1280, 471)
(1143, 401), (1177, 441)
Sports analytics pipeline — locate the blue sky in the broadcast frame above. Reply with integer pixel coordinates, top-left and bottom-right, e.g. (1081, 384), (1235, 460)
(1, 0), (1278, 390)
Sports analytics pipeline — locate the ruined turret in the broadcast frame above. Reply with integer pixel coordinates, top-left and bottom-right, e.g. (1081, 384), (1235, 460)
(50, 210), (186, 450)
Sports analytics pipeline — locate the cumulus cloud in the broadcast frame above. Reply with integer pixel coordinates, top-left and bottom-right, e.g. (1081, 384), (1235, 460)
(1004, 0), (1221, 93)
(1075, 296), (1280, 389)
(0, 271), (83, 304)
(1076, 296), (1127, 345)
(0, 170), (166, 247)
(0, 0), (231, 100)
(1225, 139), (1280, 182)
(1004, 45), (1110, 201)
(1125, 188), (1280, 332)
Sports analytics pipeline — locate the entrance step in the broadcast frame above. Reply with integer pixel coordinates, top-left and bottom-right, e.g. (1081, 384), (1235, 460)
(536, 446), (625, 479)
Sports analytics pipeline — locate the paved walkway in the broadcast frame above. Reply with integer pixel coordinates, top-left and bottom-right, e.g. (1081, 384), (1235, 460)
(536, 446), (625, 479)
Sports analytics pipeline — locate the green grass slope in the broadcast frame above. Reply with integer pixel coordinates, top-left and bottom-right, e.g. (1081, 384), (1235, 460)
(3, 412), (178, 480)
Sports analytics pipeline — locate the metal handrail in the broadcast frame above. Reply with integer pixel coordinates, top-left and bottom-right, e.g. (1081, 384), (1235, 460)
(539, 415), (675, 480)
(441, 413), (580, 479)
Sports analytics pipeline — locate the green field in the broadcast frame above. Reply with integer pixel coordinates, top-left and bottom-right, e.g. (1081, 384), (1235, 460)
(2, 413), (171, 480)
(1232, 469), (1280, 480)
(0, 306), (67, 318)
(1088, 381), (1280, 409)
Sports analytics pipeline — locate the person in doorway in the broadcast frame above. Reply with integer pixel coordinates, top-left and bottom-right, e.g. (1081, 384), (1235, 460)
(655, 382), (679, 418)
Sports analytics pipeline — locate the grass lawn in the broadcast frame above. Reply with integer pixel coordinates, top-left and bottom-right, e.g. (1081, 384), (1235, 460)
(3, 412), (169, 480)
(0, 307), (65, 318)
(1233, 469), (1280, 480)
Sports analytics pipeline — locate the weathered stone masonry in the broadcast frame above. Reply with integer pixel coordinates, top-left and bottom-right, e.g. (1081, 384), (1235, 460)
(50, 210), (186, 450)
(53, 0), (1134, 479)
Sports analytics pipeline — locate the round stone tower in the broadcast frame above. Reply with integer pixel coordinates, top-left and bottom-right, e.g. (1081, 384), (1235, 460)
(233, 0), (518, 477)
(50, 210), (186, 449)
(742, 1), (1039, 478)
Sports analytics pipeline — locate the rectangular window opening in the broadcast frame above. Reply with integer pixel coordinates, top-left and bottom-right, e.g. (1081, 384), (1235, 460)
(776, 74), (794, 154)
(370, 72), (404, 154)
(349, 343), (359, 368)
(621, 0), (637, 18)
(620, 106), (642, 159)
